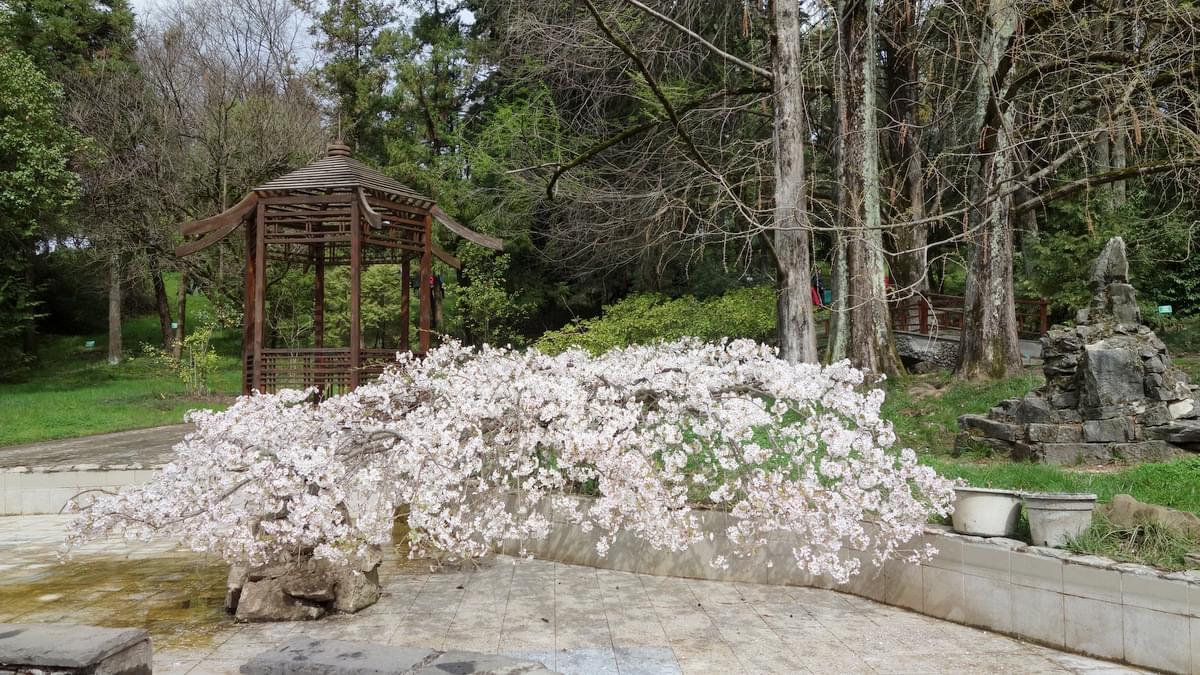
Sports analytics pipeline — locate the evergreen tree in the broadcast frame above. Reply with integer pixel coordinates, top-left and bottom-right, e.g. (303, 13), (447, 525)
(0, 49), (82, 375)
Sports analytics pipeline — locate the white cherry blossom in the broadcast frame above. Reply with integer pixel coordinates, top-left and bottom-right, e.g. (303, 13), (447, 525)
(65, 339), (954, 583)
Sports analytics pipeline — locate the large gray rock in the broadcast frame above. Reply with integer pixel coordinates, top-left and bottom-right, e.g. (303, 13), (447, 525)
(1027, 423), (1082, 444)
(332, 568), (381, 614)
(1103, 494), (1200, 537)
(1078, 344), (1144, 409)
(1081, 416), (1137, 443)
(1105, 283), (1140, 324)
(1090, 237), (1129, 290)
(1039, 443), (1113, 466)
(958, 414), (1020, 442)
(1107, 441), (1181, 462)
(239, 639), (559, 675)
(0, 623), (151, 675)
(236, 578), (327, 622)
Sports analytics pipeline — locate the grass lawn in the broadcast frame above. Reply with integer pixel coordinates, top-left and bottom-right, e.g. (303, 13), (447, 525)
(0, 275), (241, 447)
(883, 366), (1200, 516)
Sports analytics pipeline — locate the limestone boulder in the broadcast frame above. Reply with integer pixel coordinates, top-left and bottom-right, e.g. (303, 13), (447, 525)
(1078, 344), (1144, 409)
(1081, 416), (1137, 443)
(236, 577), (327, 622)
(1090, 236), (1130, 290)
(333, 567), (382, 613)
(1103, 494), (1200, 538)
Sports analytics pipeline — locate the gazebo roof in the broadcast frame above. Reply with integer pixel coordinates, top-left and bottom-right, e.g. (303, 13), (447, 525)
(175, 141), (503, 260)
(254, 142), (432, 207)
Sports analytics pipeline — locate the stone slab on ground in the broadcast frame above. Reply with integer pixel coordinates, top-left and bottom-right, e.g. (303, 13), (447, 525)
(0, 424), (191, 470)
(0, 622), (151, 674)
(239, 639), (558, 675)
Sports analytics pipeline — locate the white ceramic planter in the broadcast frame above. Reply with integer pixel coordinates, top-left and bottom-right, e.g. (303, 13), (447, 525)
(951, 487), (1023, 537)
(1023, 492), (1097, 547)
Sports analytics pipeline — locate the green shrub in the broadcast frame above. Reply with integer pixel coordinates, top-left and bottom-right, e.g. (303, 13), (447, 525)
(535, 285), (776, 355)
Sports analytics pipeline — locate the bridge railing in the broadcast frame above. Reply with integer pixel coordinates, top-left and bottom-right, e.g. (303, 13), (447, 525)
(890, 294), (1048, 339)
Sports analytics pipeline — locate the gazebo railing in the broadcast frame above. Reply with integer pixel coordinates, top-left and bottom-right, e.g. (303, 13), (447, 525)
(246, 347), (402, 395)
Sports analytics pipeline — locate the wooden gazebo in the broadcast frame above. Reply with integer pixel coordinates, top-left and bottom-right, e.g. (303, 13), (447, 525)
(176, 141), (503, 395)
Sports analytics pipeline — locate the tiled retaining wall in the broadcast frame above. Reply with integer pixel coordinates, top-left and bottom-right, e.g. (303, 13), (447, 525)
(0, 466), (158, 515)
(501, 501), (1200, 674)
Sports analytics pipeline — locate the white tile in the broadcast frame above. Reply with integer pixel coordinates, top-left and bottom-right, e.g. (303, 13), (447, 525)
(1122, 605), (1190, 674)
(1064, 561), (1122, 603)
(1064, 595), (1123, 661)
(963, 574), (1012, 633)
(922, 565), (965, 623)
(1011, 585), (1064, 647)
(1011, 551), (1064, 592)
(1122, 571), (1189, 615)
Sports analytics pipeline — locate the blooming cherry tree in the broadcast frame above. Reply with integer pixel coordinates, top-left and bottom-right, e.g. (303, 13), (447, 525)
(66, 339), (954, 583)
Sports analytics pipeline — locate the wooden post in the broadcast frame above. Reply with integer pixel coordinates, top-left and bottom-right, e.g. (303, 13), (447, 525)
(314, 243), (325, 349)
(252, 202), (266, 392)
(419, 213), (433, 353)
(242, 221), (256, 395)
(313, 243), (325, 393)
(350, 197), (362, 389)
(400, 256), (410, 351)
(919, 298), (929, 334)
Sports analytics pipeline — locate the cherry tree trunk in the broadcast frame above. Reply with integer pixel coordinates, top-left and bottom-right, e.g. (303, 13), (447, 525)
(838, 0), (902, 377)
(772, 0), (818, 364)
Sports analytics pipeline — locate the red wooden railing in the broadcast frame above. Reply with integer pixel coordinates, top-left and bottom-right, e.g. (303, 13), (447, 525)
(889, 294), (1049, 339)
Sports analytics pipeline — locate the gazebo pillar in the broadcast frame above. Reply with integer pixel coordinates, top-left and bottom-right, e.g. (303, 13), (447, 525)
(349, 198), (362, 389)
(401, 257), (410, 350)
(313, 243), (325, 392)
(252, 202), (266, 392)
(242, 220), (257, 395)
(419, 213), (433, 353)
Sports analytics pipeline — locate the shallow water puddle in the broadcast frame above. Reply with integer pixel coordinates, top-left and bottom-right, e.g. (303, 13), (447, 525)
(0, 556), (230, 649)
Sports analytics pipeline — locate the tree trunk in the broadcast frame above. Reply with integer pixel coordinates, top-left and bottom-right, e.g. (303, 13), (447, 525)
(957, 0), (1023, 379)
(882, 0), (929, 299)
(174, 269), (188, 359)
(150, 260), (173, 350)
(838, 0), (902, 377)
(772, 0), (818, 364)
(107, 254), (122, 365)
(827, 230), (849, 362)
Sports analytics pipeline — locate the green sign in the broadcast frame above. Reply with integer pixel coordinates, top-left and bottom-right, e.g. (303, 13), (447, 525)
(1158, 305), (1174, 315)
(83, 340), (96, 349)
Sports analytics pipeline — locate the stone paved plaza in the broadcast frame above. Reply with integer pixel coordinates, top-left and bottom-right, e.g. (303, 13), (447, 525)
(0, 515), (1145, 674)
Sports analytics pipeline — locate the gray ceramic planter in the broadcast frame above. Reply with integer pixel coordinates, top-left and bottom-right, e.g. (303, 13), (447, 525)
(1023, 492), (1097, 547)
(951, 486), (1023, 537)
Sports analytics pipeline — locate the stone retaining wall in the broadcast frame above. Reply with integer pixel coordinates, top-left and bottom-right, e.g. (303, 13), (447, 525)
(0, 466), (158, 515)
(500, 501), (1200, 674)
